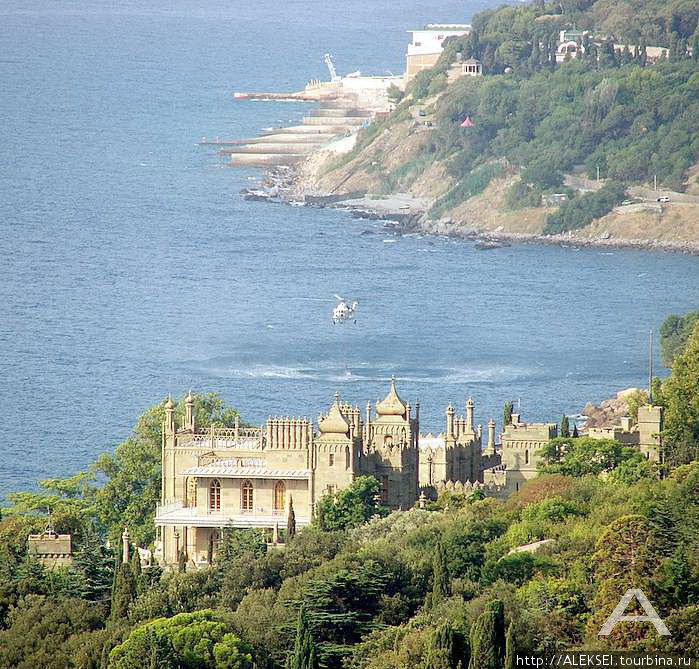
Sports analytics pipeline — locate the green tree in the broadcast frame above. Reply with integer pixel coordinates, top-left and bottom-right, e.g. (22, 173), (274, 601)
(71, 525), (113, 602)
(130, 544), (142, 593)
(503, 401), (514, 427)
(504, 623), (516, 669)
(661, 321), (699, 465)
(660, 311), (699, 368)
(538, 437), (648, 477)
(291, 607), (317, 669)
(217, 529), (267, 565)
(111, 562), (137, 620)
(425, 622), (456, 669)
(560, 415), (570, 438)
(469, 600), (506, 669)
(287, 497), (297, 541)
(587, 515), (664, 646)
(386, 84), (404, 104)
(108, 610), (253, 669)
(0, 595), (106, 669)
(315, 476), (387, 532)
(656, 545), (699, 609)
(432, 541), (452, 605)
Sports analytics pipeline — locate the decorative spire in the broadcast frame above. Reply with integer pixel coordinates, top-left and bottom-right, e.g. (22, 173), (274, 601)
(376, 377), (407, 417)
(185, 390), (196, 431)
(318, 396), (350, 435)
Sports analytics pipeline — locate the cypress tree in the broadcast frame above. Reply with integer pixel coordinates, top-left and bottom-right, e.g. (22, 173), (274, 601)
(291, 607), (316, 669)
(287, 495), (296, 541)
(468, 600), (506, 669)
(640, 39), (648, 66)
(572, 423), (579, 438)
(178, 548), (187, 573)
(130, 542), (142, 594)
(432, 541), (451, 605)
(425, 622), (455, 669)
(504, 622), (517, 669)
(503, 401), (514, 427)
(692, 36), (699, 63)
(111, 562), (136, 620)
(560, 415), (570, 438)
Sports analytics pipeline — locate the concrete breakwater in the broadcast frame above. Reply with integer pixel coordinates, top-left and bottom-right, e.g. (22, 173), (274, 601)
(221, 102), (372, 168)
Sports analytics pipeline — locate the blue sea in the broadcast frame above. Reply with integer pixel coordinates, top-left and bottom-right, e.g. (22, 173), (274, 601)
(1, 0), (698, 499)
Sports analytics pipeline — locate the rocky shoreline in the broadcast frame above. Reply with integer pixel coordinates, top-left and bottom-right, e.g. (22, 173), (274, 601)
(246, 168), (699, 256)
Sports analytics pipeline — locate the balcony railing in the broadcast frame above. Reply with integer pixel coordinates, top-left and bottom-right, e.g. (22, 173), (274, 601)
(179, 426), (264, 450)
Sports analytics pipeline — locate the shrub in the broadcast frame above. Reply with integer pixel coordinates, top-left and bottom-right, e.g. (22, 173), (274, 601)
(544, 181), (627, 234)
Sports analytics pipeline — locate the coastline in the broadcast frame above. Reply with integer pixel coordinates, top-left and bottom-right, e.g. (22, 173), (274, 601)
(257, 167), (699, 257)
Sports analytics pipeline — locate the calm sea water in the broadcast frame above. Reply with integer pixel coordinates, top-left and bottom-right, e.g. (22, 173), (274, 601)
(2, 0), (699, 499)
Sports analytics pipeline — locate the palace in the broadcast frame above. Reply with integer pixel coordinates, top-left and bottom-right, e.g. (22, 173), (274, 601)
(156, 379), (428, 566)
(154, 380), (664, 568)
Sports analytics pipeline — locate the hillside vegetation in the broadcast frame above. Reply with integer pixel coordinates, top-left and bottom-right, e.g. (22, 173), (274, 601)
(316, 0), (699, 235)
(0, 320), (699, 667)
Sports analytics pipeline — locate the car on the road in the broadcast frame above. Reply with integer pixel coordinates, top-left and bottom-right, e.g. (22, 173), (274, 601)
(621, 199), (634, 206)
(656, 196), (671, 203)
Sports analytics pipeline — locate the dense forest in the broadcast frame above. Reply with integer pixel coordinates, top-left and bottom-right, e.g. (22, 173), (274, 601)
(0, 316), (698, 668)
(345, 0), (699, 230)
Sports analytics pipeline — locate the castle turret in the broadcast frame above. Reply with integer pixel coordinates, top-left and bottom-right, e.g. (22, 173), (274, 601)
(364, 378), (418, 509)
(466, 397), (475, 431)
(446, 404), (455, 443)
(485, 418), (496, 455)
(165, 395), (176, 434)
(185, 390), (196, 432)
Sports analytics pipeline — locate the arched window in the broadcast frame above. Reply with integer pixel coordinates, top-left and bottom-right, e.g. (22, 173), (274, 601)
(209, 479), (221, 511)
(345, 446), (350, 470)
(274, 481), (286, 512)
(525, 449), (530, 465)
(241, 479), (253, 511)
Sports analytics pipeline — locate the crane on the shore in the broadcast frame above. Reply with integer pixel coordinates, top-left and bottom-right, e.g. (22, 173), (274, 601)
(324, 53), (341, 83)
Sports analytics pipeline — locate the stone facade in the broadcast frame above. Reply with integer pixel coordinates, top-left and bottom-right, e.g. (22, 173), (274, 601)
(587, 405), (663, 462)
(155, 382), (665, 567)
(27, 529), (73, 568)
(482, 413), (558, 496)
(418, 398), (482, 489)
(156, 380), (422, 567)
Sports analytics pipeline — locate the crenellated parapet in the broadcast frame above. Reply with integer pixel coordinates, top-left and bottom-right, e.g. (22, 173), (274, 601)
(435, 478), (505, 497)
(266, 417), (313, 450)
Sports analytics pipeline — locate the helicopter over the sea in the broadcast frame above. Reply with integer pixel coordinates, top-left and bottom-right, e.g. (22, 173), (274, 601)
(332, 295), (359, 324)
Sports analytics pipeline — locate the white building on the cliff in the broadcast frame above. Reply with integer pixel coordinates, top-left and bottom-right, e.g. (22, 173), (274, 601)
(406, 24), (471, 80)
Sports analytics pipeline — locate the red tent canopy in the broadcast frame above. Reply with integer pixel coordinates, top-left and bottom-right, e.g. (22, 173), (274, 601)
(460, 116), (475, 127)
